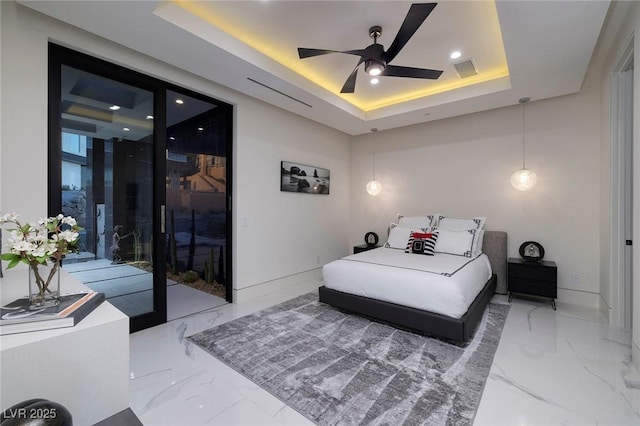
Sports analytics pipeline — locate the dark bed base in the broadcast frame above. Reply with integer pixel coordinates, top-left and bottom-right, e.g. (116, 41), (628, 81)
(318, 273), (497, 343)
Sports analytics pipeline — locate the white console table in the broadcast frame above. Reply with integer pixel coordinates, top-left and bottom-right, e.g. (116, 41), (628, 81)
(0, 267), (130, 425)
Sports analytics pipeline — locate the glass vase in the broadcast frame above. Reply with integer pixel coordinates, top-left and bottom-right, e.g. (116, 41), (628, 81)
(28, 262), (61, 310)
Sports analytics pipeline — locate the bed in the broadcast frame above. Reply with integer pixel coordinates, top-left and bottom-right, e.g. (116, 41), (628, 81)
(318, 230), (507, 342)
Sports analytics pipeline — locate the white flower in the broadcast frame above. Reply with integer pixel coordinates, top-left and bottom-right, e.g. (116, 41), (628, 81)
(0, 213), (18, 223)
(56, 214), (64, 221)
(61, 216), (77, 226)
(60, 230), (79, 243)
(32, 233), (48, 243)
(11, 240), (35, 254)
(31, 245), (53, 258)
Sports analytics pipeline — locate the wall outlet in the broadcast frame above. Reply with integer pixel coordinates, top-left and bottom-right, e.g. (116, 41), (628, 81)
(571, 272), (581, 283)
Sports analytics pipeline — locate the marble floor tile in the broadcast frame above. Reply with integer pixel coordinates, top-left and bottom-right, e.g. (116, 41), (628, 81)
(166, 284), (227, 321)
(130, 286), (640, 425)
(474, 298), (640, 426)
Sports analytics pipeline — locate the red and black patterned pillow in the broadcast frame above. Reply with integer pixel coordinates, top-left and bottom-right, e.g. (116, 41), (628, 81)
(405, 231), (438, 256)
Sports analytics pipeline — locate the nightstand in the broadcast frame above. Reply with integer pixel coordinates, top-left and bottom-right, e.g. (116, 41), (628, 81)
(508, 257), (557, 310)
(353, 244), (380, 254)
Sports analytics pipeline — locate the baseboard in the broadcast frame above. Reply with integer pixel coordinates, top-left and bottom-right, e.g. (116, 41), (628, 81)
(233, 268), (323, 303)
(557, 287), (600, 308)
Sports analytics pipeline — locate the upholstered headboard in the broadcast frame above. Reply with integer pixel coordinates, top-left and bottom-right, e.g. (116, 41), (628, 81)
(482, 231), (508, 294)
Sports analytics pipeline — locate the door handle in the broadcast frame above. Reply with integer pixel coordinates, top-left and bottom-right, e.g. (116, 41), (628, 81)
(626, 240), (633, 246)
(161, 205), (166, 234)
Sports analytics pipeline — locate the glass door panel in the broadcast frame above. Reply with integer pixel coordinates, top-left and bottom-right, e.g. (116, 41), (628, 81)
(57, 64), (161, 320)
(166, 90), (231, 302)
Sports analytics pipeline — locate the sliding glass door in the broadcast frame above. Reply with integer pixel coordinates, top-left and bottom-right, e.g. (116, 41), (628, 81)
(49, 44), (234, 331)
(49, 45), (167, 331)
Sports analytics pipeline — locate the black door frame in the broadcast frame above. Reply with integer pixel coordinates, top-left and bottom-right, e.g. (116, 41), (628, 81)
(48, 44), (234, 332)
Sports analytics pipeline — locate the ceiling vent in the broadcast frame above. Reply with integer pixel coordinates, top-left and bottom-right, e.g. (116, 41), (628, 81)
(453, 59), (478, 79)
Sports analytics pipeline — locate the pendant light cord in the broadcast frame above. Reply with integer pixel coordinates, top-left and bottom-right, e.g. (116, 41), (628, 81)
(372, 128), (378, 180)
(519, 97), (529, 169)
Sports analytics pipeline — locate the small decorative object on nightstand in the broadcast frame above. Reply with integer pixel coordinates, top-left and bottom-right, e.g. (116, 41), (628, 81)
(518, 241), (545, 262)
(508, 257), (557, 310)
(364, 231), (379, 247)
(353, 244), (380, 254)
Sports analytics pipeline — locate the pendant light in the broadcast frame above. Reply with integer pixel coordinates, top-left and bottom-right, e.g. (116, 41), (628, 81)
(366, 128), (382, 196)
(511, 97), (537, 191)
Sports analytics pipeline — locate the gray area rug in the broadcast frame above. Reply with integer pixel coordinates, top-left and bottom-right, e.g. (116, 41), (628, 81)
(188, 292), (509, 425)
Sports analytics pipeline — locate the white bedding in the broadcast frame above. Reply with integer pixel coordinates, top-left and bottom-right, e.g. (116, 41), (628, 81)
(322, 247), (492, 319)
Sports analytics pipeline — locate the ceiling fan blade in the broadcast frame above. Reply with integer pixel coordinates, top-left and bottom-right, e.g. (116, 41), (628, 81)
(340, 59), (365, 93)
(384, 3), (437, 63)
(298, 48), (367, 59)
(381, 65), (443, 79)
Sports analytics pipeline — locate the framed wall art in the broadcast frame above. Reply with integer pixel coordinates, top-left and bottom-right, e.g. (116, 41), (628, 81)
(281, 161), (330, 194)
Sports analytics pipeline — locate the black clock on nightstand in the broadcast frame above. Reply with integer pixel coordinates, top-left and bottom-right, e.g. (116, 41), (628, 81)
(508, 257), (558, 310)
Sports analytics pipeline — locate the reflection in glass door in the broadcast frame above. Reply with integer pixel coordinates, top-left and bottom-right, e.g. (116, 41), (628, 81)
(49, 44), (167, 331)
(59, 65), (157, 317)
(165, 89), (232, 303)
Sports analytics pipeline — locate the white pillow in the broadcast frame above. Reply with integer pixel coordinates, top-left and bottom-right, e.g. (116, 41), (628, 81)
(436, 216), (486, 256)
(437, 216), (486, 231)
(473, 229), (485, 257)
(434, 228), (477, 257)
(397, 214), (435, 229)
(384, 223), (413, 249)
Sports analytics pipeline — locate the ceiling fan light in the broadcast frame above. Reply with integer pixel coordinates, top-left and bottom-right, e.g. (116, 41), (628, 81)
(365, 59), (385, 76)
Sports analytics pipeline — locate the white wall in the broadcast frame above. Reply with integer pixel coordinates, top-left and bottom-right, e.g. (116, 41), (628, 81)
(235, 94), (351, 299)
(351, 85), (601, 306)
(0, 1), (351, 301)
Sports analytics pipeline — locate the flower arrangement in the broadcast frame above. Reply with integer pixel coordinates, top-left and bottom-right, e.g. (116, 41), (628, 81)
(0, 213), (82, 307)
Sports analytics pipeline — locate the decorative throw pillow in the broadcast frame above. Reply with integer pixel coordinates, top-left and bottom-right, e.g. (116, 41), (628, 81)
(434, 228), (476, 257)
(405, 231), (438, 255)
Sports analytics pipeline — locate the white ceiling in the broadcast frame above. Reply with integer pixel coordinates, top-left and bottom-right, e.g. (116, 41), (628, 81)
(20, 0), (611, 136)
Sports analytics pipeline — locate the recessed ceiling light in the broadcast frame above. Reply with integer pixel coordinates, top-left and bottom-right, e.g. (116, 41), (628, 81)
(197, 127), (204, 131)
(109, 105), (120, 111)
(146, 115), (154, 120)
(175, 99), (184, 105)
(123, 127), (130, 131)
(370, 78), (380, 85)
(169, 136), (175, 140)
(450, 51), (462, 59)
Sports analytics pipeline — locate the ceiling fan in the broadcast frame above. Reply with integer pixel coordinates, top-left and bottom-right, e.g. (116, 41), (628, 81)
(297, 2), (443, 94)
